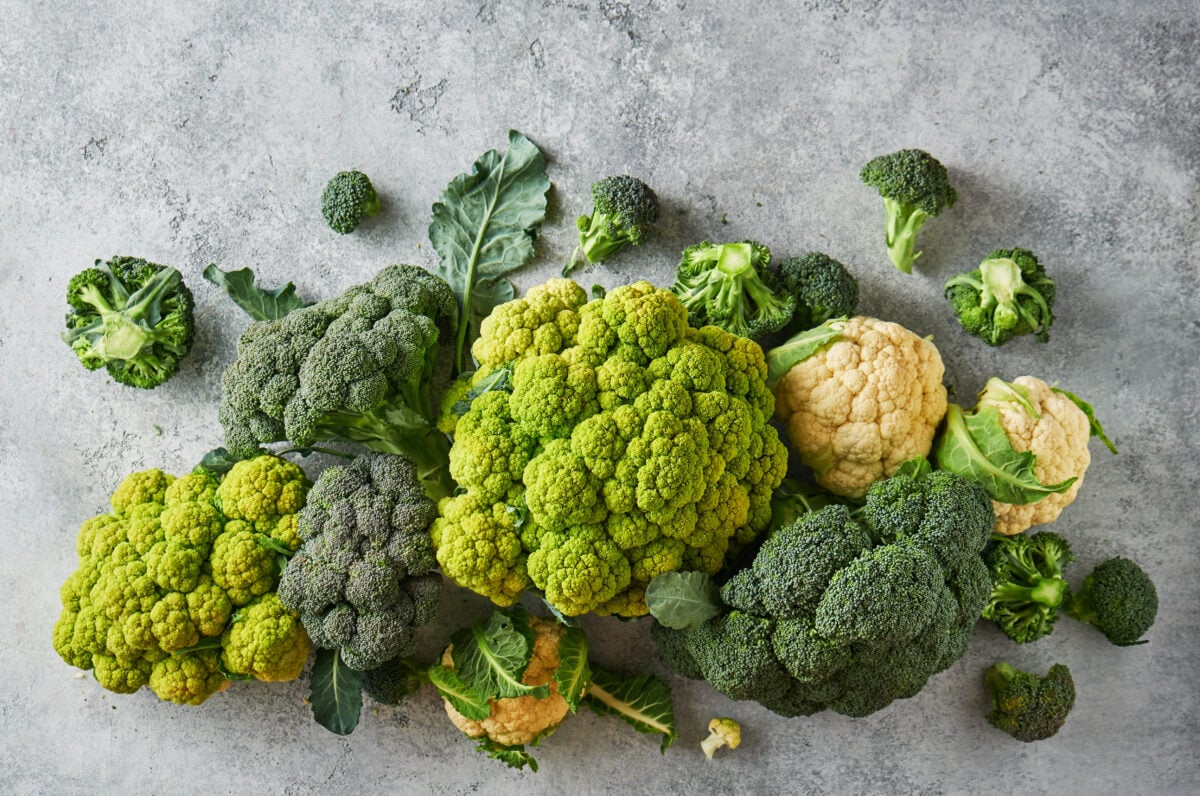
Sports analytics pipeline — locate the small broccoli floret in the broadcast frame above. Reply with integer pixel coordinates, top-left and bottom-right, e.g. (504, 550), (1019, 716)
(61, 256), (195, 388)
(363, 655), (428, 705)
(568, 175), (659, 271)
(701, 717), (741, 759)
(945, 248), (1056, 345)
(860, 149), (957, 274)
(1065, 557), (1158, 646)
(981, 532), (1073, 643)
(985, 661), (1075, 742)
(671, 240), (795, 341)
(321, 170), (381, 234)
(775, 252), (859, 335)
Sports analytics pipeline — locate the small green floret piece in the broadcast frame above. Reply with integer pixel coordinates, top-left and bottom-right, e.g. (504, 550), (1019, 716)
(985, 661), (1075, 742)
(775, 252), (859, 335)
(321, 170), (381, 234)
(701, 717), (741, 759)
(945, 248), (1056, 345)
(61, 256), (195, 388)
(1065, 557), (1158, 646)
(572, 175), (659, 266)
(860, 149), (957, 274)
(982, 532), (1073, 643)
(672, 240), (795, 341)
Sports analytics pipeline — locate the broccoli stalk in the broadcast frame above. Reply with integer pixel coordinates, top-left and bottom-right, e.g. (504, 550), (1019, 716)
(1064, 557), (1158, 646)
(565, 175), (659, 274)
(671, 240), (795, 341)
(945, 248), (1056, 345)
(984, 661), (1075, 742)
(982, 532), (1073, 644)
(860, 149), (957, 274)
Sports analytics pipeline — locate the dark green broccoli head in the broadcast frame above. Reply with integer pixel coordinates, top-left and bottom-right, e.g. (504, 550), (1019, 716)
(321, 170), (381, 234)
(671, 240), (796, 341)
(982, 531), (1073, 644)
(985, 661), (1075, 742)
(362, 655), (427, 705)
(945, 247), (1056, 345)
(1065, 557), (1158, 646)
(61, 256), (195, 389)
(860, 149), (956, 274)
(653, 468), (993, 718)
(574, 175), (659, 263)
(775, 252), (859, 333)
(277, 452), (441, 671)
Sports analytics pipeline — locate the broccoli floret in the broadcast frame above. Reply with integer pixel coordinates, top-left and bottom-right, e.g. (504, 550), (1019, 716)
(321, 170), (381, 234)
(60, 256), (195, 389)
(985, 661), (1075, 742)
(981, 532), (1073, 643)
(671, 240), (795, 341)
(1065, 557), (1158, 646)
(860, 149), (957, 274)
(362, 655), (428, 705)
(945, 248), (1056, 345)
(219, 264), (458, 500)
(775, 252), (859, 334)
(569, 175), (659, 270)
(278, 452), (442, 671)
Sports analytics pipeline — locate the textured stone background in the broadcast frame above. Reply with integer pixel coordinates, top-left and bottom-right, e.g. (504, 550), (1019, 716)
(1, 1), (1197, 793)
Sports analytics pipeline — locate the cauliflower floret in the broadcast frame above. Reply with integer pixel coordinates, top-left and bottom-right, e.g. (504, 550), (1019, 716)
(772, 316), (947, 498)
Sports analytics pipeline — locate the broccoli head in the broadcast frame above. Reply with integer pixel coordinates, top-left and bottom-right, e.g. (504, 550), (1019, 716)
(653, 467), (993, 718)
(1065, 557), (1158, 646)
(434, 279), (788, 617)
(570, 175), (659, 268)
(219, 264), (458, 499)
(277, 452), (442, 670)
(321, 170), (381, 234)
(945, 248), (1056, 345)
(363, 655), (428, 705)
(671, 240), (795, 341)
(860, 149), (957, 274)
(985, 661), (1075, 742)
(774, 252), (859, 338)
(982, 531), (1073, 643)
(61, 256), (195, 388)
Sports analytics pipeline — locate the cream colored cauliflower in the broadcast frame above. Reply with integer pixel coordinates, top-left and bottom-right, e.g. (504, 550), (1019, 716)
(771, 316), (948, 498)
(441, 614), (570, 748)
(984, 376), (1091, 535)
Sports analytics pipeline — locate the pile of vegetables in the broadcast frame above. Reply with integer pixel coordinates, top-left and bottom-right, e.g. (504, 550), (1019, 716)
(50, 131), (1159, 768)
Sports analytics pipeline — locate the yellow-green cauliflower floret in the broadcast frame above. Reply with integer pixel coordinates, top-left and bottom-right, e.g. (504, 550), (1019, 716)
(221, 593), (310, 682)
(434, 280), (788, 617)
(51, 457), (310, 703)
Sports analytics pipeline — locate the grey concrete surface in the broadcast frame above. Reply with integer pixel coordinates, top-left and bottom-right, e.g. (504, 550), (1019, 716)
(1, 0), (1197, 793)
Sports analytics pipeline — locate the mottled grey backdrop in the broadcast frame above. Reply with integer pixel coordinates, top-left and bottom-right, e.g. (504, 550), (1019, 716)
(1, 1), (1196, 793)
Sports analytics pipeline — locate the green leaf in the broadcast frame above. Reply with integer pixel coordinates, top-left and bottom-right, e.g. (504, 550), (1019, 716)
(590, 284), (606, 300)
(195, 447), (247, 477)
(429, 130), (550, 374)
(475, 737), (539, 772)
(202, 264), (311, 321)
(981, 377), (1040, 419)
(646, 572), (723, 630)
(428, 663), (492, 721)
(553, 625), (590, 713)
(451, 606), (549, 701)
(934, 404), (1076, 505)
(893, 456), (932, 480)
(309, 648), (364, 736)
(1053, 387), (1118, 455)
(765, 318), (845, 386)
(255, 534), (294, 557)
(584, 668), (678, 752)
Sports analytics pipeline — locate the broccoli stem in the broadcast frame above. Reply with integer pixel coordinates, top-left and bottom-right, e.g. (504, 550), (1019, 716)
(990, 578), (1067, 608)
(984, 660), (1017, 697)
(882, 198), (927, 274)
(577, 211), (626, 263)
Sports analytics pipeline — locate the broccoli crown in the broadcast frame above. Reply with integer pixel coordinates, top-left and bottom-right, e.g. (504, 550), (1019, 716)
(859, 149), (956, 274)
(60, 256), (195, 389)
(277, 452), (441, 671)
(218, 265), (458, 497)
(433, 279), (788, 618)
(362, 655), (427, 705)
(671, 240), (796, 341)
(981, 531), (1073, 643)
(945, 248), (1056, 346)
(51, 457), (309, 703)
(321, 170), (381, 234)
(575, 175), (659, 263)
(1065, 557), (1158, 646)
(653, 468), (993, 718)
(985, 661), (1075, 742)
(775, 252), (859, 335)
